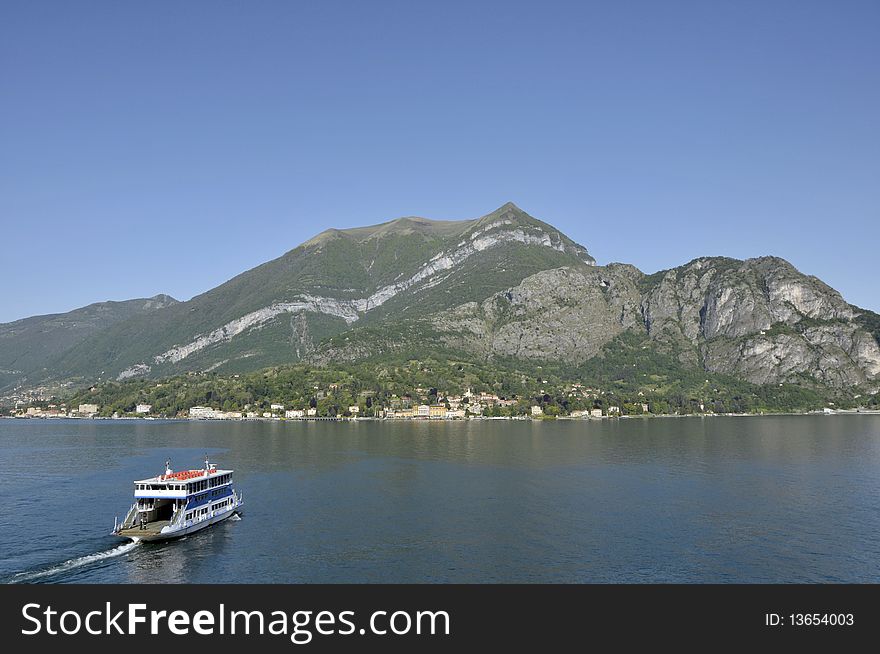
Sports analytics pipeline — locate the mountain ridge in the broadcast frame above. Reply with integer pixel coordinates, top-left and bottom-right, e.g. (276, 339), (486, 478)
(1, 203), (877, 401)
(0, 294), (178, 391)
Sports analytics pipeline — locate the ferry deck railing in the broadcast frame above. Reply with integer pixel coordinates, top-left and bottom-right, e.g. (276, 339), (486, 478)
(120, 502), (138, 530)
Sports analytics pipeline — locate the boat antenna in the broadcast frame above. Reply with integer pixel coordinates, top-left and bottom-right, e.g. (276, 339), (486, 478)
(204, 453), (210, 471)
(165, 459), (172, 477)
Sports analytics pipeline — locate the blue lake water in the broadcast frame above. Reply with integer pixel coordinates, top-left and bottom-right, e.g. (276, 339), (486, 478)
(1, 416), (879, 583)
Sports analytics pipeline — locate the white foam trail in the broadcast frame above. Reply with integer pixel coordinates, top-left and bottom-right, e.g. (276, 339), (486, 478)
(10, 541), (140, 583)
(230, 514), (242, 521)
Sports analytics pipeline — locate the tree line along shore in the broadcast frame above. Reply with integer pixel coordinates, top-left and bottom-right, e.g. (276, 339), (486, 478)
(4, 355), (876, 420)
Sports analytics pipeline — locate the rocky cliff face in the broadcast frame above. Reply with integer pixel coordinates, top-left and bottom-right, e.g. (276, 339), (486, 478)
(642, 257), (880, 387)
(431, 264), (642, 361)
(422, 256), (880, 390)
(641, 257), (854, 341)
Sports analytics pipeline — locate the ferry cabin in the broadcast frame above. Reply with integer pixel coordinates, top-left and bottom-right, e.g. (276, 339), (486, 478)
(133, 467), (235, 527)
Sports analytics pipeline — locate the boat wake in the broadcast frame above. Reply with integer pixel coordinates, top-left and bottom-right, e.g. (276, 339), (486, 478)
(230, 514), (242, 521)
(9, 541), (140, 584)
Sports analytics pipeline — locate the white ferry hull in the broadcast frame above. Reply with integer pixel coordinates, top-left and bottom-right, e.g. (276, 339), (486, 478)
(119, 504), (242, 543)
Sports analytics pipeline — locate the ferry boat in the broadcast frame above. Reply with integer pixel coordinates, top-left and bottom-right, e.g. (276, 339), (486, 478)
(113, 457), (242, 542)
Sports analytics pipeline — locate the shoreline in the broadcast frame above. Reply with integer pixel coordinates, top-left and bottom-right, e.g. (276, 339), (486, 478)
(4, 409), (880, 423)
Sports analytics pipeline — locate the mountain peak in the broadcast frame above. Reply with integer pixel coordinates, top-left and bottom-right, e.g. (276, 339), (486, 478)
(498, 201), (523, 212)
(482, 201), (527, 220)
(303, 203), (534, 250)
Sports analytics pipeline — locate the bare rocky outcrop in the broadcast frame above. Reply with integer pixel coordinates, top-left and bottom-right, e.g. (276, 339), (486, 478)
(422, 256), (880, 390)
(431, 265), (641, 361)
(638, 257), (877, 386)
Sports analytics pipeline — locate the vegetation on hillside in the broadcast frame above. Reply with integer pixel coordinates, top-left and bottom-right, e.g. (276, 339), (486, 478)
(7, 333), (871, 418)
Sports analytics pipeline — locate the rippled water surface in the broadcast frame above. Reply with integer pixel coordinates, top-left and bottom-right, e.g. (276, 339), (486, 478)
(2, 416), (879, 583)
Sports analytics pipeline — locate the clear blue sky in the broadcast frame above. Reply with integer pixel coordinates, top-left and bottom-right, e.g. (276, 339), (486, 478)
(2, 0), (878, 323)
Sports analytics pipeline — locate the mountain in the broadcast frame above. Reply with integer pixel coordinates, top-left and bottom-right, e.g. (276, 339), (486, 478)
(40, 203), (594, 384)
(0, 295), (178, 391)
(3, 203), (879, 398)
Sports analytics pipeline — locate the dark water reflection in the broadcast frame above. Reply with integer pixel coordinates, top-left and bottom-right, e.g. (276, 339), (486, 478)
(1, 416), (878, 583)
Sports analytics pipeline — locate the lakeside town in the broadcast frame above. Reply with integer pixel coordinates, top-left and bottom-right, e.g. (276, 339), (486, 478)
(6, 383), (872, 421)
(5, 385), (634, 421)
